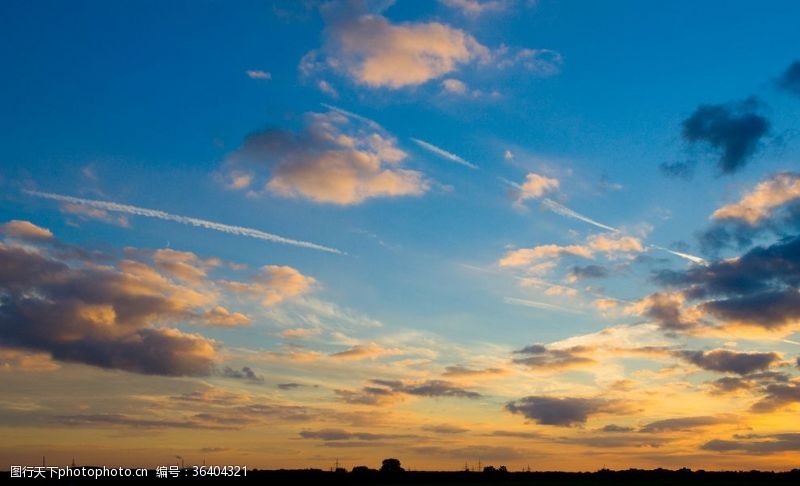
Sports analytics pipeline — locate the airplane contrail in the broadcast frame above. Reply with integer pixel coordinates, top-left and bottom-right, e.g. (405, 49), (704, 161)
(25, 190), (344, 255)
(649, 245), (707, 266)
(541, 198), (619, 232)
(782, 339), (800, 346)
(503, 297), (585, 314)
(320, 103), (381, 130)
(411, 138), (479, 170)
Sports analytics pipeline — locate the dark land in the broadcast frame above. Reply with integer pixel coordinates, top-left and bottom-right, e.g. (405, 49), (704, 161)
(3, 466), (800, 485)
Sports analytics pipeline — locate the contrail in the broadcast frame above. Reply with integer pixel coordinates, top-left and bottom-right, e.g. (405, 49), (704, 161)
(782, 339), (800, 346)
(503, 297), (584, 314)
(649, 245), (707, 266)
(25, 190), (344, 255)
(411, 138), (479, 170)
(541, 198), (619, 232)
(320, 103), (381, 130)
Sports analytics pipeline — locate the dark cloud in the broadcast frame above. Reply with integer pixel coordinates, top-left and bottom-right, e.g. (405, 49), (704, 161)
(702, 289), (800, 330)
(277, 382), (304, 390)
(679, 97), (770, 174)
(750, 381), (800, 413)
(702, 433), (800, 453)
(54, 413), (232, 430)
(442, 365), (506, 377)
(335, 378), (481, 405)
(0, 236), (218, 376)
(565, 435), (667, 448)
(698, 203), (800, 254)
(512, 344), (595, 370)
(505, 396), (624, 427)
(653, 236), (800, 332)
(709, 371), (790, 395)
(389, 379), (481, 398)
(710, 376), (752, 394)
(676, 349), (779, 375)
(601, 424), (634, 433)
(639, 416), (729, 433)
(422, 424), (468, 434)
(487, 430), (543, 439)
(220, 366), (264, 383)
(569, 265), (609, 281)
(637, 293), (697, 332)
(777, 60), (800, 97)
(299, 428), (414, 441)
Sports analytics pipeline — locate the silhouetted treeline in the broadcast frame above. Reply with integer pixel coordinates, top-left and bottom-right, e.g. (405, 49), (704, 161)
(4, 466), (800, 485)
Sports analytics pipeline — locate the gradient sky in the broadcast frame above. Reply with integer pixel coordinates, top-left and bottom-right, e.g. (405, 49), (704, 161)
(2, 0), (800, 472)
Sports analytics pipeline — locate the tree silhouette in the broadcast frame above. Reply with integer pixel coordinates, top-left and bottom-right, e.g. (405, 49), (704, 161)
(380, 458), (405, 474)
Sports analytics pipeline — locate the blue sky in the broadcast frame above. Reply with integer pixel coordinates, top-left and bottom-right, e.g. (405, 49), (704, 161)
(2, 0), (800, 471)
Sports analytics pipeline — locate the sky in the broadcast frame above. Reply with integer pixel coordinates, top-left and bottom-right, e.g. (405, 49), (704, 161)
(2, 0), (800, 472)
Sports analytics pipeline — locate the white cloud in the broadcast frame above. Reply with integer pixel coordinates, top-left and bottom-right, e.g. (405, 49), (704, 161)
(712, 172), (800, 224)
(246, 70), (271, 80)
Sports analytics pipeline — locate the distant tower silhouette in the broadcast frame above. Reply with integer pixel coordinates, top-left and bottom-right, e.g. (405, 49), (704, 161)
(464, 461), (469, 472)
(477, 458), (482, 471)
(42, 456), (45, 467)
(71, 457), (76, 468)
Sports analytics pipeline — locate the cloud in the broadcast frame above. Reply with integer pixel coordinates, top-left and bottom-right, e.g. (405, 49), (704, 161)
(310, 2), (490, 89)
(441, 78), (468, 94)
(698, 173), (800, 253)
(541, 198), (620, 232)
(639, 416), (730, 433)
(320, 102), (381, 129)
(513, 173), (559, 207)
(224, 111), (428, 205)
(506, 395), (626, 426)
(653, 236), (800, 333)
(676, 349), (780, 375)
(0, 347), (60, 372)
(567, 264), (609, 282)
(0, 238), (220, 376)
(221, 265), (315, 307)
(679, 97), (770, 174)
(422, 423), (468, 434)
(336, 378), (481, 405)
(496, 47), (563, 76)
(25, 190), (342, 254)
(702, 433), (800, 453)
(439, 0), (513, 16)
(411, 138), (478, 169)
(151, 249), (212, 283)
(776, 60), (800, 97)
(503, 296), (584, 314)
(0, 220), (53, 241)
(220, 366), (265, 383)
(499, 244), (592, 268)
(277, 382), (304, 390)
(299, 428), (413, 441)
(201, 306), (251, 327)
(58, 202), (131, 227)
(750, 381), (800, 413)
(712, 172), (800, 225)
(0, 223), (312, 376)
(565, 434), (668, 449)
(512, 344), (595, 371)
(442, 365), (507, 378)
(329, 342), (402, 360)
(499, 233), (643, 270)
(600, 424), (634, 433)
(246, 70), (271, 80)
